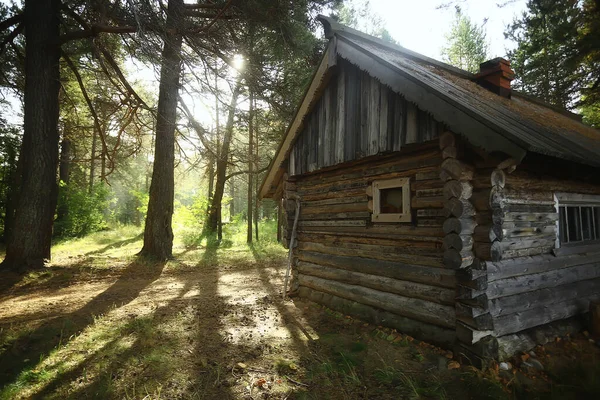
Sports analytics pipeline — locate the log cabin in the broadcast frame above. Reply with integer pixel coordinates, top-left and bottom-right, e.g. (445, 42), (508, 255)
(259, 15), (600, 364)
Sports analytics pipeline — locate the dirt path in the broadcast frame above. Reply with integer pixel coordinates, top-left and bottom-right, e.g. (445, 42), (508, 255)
(1, 243), (600, 399)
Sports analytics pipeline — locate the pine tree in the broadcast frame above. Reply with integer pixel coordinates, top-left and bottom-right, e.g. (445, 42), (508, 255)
(505, 0), (585, 109)
(442, 6), (489, 74)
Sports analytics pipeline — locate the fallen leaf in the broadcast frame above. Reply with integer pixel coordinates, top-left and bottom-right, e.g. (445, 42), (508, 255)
(237, 362), (247, 369)
(448, 361), (460, 370)
(255, 378), (267, 388)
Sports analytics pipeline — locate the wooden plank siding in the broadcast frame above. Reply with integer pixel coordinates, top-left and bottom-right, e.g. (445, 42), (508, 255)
(289, 60), (441, 176)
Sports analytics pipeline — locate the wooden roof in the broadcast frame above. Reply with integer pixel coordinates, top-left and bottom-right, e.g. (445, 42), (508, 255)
(259, 15), (600, 199)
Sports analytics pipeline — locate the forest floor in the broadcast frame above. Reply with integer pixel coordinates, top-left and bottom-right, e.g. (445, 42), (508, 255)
(1, 224), (600, 400)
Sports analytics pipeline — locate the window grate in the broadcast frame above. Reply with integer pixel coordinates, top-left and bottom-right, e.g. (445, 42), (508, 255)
(558, 205), (600, 244)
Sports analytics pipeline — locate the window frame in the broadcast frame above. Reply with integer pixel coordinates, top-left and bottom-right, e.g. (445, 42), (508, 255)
(554, 192), (600, 249)
(371, 177), (411, 223)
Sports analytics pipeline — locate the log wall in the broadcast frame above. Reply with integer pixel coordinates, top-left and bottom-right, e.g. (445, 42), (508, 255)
(283, 142), (456, 346)
(462, 153), (600, 361)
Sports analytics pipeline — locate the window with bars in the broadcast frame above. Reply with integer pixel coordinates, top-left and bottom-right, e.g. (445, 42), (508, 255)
(556, 193), (600, 246)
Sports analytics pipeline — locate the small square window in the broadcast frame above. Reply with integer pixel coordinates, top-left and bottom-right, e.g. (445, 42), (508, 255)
(371, 177), (411, 223)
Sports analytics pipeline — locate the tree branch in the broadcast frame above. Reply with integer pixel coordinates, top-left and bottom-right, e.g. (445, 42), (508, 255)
(61, 25), (137, 43)
(61, 50), (113, 184)
(0, 22), (23, 57)
(178, 94), (218, 158)
(0, 14), (22, 33)
(225, 165), (269, 181)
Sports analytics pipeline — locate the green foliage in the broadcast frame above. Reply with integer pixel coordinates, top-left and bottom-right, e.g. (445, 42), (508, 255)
(54, 183), (110, 238)
(0, 119), (20, 239)
(505, 0), (587, 109)
(581, 101), (600, 128)
(442, 6), (489, 73)
(333, 0), (398, 44)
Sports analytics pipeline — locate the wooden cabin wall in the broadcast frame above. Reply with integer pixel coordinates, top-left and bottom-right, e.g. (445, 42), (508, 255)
(288, 60), (442, 176)
(283, 142), (457, 346)
(461, 154), (600, 360)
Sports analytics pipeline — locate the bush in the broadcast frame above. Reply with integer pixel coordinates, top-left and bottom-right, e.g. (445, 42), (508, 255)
(54, 183), (110, 238)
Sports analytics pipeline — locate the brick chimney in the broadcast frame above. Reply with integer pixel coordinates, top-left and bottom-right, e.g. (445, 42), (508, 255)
(475, 58), (514, 98)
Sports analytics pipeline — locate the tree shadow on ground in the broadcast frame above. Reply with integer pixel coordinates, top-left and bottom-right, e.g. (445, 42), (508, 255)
(84, 233), (143, 256)
(19, 242), (238, 399)
(0, 258), (166, 388)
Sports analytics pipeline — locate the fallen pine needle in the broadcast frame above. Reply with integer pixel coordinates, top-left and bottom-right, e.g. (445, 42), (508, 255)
(285, 376), (308, 387)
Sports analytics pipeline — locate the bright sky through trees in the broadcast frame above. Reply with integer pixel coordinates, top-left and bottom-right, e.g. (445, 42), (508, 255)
(367, 0), (527, 59)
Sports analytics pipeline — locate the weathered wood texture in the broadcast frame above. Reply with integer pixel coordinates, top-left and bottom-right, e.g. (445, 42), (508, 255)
(483, 155), (600, 342)
(283, 137), (455, 336)
(289, 60), (441, 176)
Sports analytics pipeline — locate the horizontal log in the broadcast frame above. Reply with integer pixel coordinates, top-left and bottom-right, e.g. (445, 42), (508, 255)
(417, 209), (446, 217)
(297, 232), (441, 251)
(504, 171), (600, 194)
(297, 241), (443, 265)
(443, 217), (477, 235)
(492, 211), (558, 225)
(297, 262), (455, 304)
(491, 189), (555, 208)
(493, 225), (557, 241)
(494, 295), (600, 336)
(417, 188), (444, 198)
(487, 252), (600, 282)
(412, 196), (445, 209)
(298, 220), (367, 227)
(298, 251), (456, 288)
(490, 237), (557, 261)
(296, 153), (441, 192)
(443, 180), (473, 200)
(297, 224), (444, 238)
(301, 195), (368, 207)
(490, 277), (600, 318)
(487, 262), (600, 299)
(298, 275), (456, 328)
(300, 211), (371, 221)
(415, 170), (440, 181)
(301, 202), (368, 215)
(298, 287), (455, 346)
(496, 204), (556, 214)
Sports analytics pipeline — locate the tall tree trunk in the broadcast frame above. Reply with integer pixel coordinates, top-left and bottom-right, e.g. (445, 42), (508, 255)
(247, 89), (254, 243)
(229, 167), (234, 218)
(206, 77), (243, 233)
(207, 153), (215, 213)
(140, 0), (183, 260)
(1, 0), (61, 270)
(89, 124), (97, 194)
(56, 138), (72, 224)
(254, 120), (259, 241)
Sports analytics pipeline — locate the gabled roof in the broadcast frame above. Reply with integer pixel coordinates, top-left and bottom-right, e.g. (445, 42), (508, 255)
(259, 15), (600, 199)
